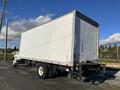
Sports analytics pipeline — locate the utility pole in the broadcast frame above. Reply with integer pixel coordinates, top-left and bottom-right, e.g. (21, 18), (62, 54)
(4, 19), (8, 61)
(116, 43), (119, 63)
(0, 0), (7, 34)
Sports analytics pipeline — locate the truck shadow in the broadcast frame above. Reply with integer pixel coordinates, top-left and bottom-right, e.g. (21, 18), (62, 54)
(47, 71), (69, 79)
(83, 68), (119, 85)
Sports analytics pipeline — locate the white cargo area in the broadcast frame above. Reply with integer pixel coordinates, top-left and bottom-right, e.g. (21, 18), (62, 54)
(17, 10), (99, 67)
(13, 10), (105, 79)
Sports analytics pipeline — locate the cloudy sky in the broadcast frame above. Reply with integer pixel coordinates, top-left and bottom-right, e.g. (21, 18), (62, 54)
(0, 0), (120, 48)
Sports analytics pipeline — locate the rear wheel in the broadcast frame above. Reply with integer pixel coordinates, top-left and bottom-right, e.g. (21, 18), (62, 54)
(13, 60), (17, 67)
(38, 64), (48, 79)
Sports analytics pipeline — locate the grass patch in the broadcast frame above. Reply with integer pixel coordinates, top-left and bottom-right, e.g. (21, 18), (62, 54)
(99, 59), (120, 69)
(0, 53), (14, 60)
(99, 59), (120, 64)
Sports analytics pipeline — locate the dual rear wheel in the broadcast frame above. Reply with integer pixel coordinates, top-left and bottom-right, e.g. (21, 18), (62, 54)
(38, 64), (49, 79)
(37, 63), (64, 79)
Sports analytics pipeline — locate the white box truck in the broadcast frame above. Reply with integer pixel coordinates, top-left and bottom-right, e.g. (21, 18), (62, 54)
(13, 10), (105, 79)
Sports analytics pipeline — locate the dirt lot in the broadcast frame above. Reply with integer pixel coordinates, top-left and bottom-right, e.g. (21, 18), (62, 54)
(106, 63), (120, 69)
(0, 60), (120, 90)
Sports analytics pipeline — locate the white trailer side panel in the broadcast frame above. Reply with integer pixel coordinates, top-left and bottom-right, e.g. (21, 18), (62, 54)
(19, 12), (74, 66)
(75, 16), (98, 62)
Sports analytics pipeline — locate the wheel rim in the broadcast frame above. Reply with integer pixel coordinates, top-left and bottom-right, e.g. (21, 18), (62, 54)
(13, 60), (16, 66)
(38, 66), (44, 76)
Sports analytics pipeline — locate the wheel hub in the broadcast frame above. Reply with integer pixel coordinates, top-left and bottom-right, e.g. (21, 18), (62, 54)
(38, 66), (44, 76)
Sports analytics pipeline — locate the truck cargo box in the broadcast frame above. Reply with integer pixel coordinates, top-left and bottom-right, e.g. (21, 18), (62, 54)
(17, 10), (99, 67)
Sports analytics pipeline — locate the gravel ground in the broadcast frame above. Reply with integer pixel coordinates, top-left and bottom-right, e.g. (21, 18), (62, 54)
(0, 60), (120, 90)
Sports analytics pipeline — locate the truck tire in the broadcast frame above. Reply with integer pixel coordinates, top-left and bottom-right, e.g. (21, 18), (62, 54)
(13, 63), (17, 67)
(68, 69), (74, 79)
(13, 60), (17, 67)
(38, 64), (48, 79)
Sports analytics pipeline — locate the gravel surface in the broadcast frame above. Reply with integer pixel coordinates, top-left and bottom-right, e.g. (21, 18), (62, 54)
(0, 60), (120, 90)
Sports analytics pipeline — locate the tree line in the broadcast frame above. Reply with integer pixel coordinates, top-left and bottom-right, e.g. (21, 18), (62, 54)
(99, 44), (120, 59)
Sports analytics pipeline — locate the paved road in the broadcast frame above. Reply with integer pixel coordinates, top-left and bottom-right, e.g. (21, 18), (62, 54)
(0, 60), (120, 90)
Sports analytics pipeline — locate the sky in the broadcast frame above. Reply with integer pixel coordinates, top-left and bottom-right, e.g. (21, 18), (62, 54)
(0, 0), (120, 48)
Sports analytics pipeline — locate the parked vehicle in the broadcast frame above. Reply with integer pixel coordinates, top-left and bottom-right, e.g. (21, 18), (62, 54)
(13, 10), (105, 79)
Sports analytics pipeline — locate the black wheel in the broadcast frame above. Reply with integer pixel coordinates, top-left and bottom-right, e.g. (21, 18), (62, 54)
(13, 63), (17, 67)
(13, 60), (18, 67)
(47, 64), (57, 77)
(68, 69), (74, 79)
(37, 63), (48, 79)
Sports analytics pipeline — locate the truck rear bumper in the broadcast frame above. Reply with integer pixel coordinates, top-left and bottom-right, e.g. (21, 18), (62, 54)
(78, 63), (106, 80)
(69, 63), (106, 80)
